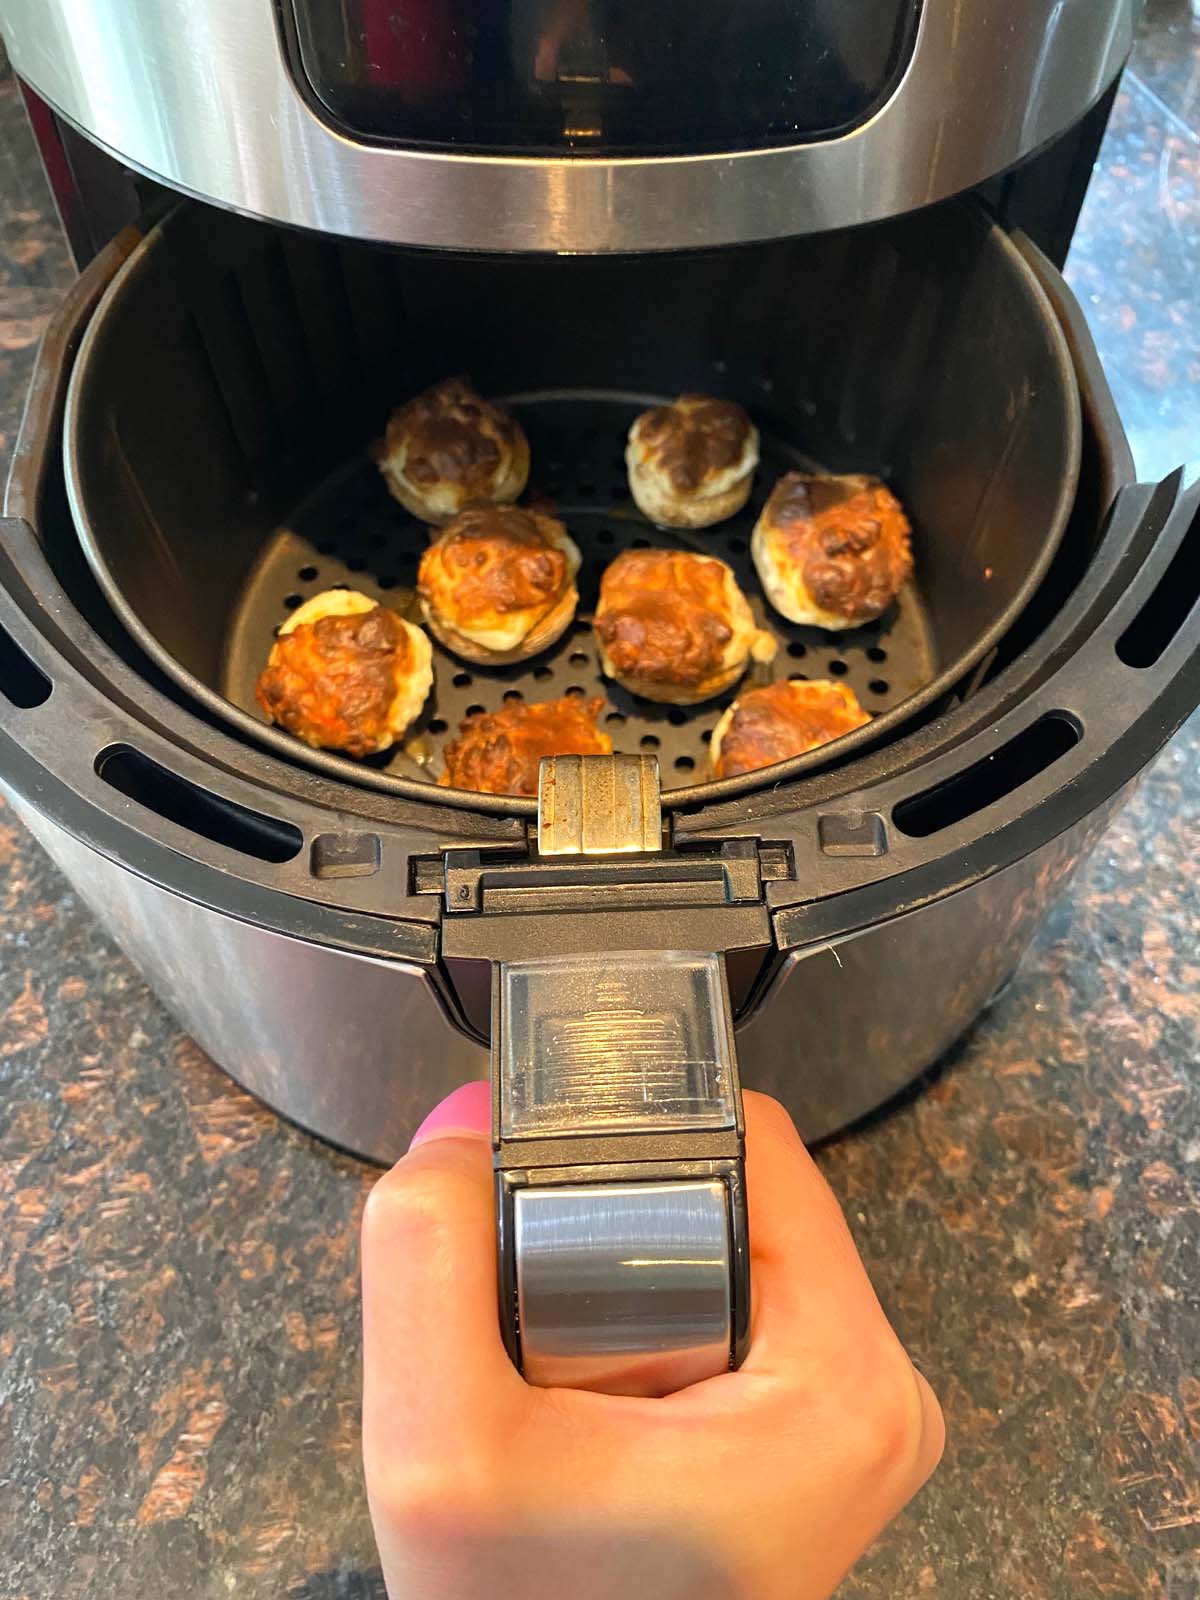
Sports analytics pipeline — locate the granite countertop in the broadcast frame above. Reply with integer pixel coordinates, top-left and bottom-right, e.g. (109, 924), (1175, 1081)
(1, 9), (1198, 1598)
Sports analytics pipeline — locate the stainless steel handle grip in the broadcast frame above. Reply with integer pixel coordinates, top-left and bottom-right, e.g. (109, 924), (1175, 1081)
(513, 1178), (737, 1393)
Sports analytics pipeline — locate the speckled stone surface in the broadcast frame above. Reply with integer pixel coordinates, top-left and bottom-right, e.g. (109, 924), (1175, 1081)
(0, 13), (1197, 1600)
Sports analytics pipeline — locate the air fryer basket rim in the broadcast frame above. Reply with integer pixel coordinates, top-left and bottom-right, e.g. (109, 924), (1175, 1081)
(62, 198), (1083, 818)
(3, 470), (1197, 954)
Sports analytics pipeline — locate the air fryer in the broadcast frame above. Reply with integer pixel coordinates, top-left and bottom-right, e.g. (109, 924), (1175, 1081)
(0, 0), (1196, 1386)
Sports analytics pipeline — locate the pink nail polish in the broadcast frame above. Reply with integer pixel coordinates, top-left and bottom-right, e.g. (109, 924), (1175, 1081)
(408, 1080), (491, 1148)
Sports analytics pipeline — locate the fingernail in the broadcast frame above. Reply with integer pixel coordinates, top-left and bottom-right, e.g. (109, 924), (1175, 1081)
(408, 1080), (491, 1149)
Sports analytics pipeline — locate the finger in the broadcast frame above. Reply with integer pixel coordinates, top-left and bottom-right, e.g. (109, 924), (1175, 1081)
(361, 1085), (525, 1473)
(912, 1368), (946, 1486)
(738, 1091), (894, 1370)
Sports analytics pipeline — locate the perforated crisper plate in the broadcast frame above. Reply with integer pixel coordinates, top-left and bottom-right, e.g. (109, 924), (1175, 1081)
(221, 392), (936, 790)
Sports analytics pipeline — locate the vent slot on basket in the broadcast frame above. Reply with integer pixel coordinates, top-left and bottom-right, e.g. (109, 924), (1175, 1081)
(893, 713), (1080, 839)
(1117, 497), (1200, 668)
(0, 621), (51, 708)
(96, 745), (302, 863)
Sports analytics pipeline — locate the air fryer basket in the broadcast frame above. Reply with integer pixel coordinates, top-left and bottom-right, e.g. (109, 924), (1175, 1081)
(63, 199), (1081, 806)
(4, 209), (1199, 1159)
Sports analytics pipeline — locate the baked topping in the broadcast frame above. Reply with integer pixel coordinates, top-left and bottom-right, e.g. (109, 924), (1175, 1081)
(766, 473), (912, 623)
(715, 679), (870, 777)
(420, 506), (570, 621)
(635, 396), (754, 493)
(386, 376), (519, 492)
(441, 696), (612, 796)
(595, 549), (735, 688)
(256, 604), (411, 757)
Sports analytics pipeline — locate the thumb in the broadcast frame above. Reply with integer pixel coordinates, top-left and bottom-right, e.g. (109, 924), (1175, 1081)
(361, 1081), (524, 1474)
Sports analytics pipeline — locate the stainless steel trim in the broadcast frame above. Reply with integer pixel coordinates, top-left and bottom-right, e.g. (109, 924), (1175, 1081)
(514, 1179), (732, 1391)
(3, 0), (1133, 252)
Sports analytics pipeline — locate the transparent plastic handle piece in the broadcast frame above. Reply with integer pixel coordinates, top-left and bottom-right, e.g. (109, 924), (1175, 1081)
(500, 951), (738, 1140)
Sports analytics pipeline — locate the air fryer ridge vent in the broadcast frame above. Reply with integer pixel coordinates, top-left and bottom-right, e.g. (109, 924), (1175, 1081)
(1117, 494), (1200, 669)
(0, 621), (52, 709)
(892, 712), (1082, 839)
(96, 745), (303, 863)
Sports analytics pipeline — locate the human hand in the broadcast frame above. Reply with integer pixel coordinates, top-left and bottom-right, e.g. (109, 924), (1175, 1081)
(362, 1083), (943, 1600)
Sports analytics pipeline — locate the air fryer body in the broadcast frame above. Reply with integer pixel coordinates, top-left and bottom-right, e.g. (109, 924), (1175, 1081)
(1, 0), (1198, 1162)
(11, 791), (1125, 1162)
(2, 0), (1136, 252)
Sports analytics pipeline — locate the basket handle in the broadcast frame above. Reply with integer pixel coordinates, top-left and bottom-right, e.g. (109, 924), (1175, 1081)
(492, 755), (750, 1396)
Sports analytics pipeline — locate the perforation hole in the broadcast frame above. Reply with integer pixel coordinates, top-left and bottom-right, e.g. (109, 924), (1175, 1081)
(605, 711), (626, 727)
(700, 729), (713, 743)
(640, 734), (660, 749)
(284, 593), (302, 609)
(869, 679), (890, 696)
(828, 659), (849, 676)
(668, 708), (687, 726)
(503, 689), (523, 703)
(569, 651), (589, 667)
(565, 685), (586, 698)
(453, 672), (473, 688)
(787, 641), (807, 659)
(298, 565), (318, 582)
(428, 718), (448, 734)
(867, 646), (888, 663)
(533, 666), (554, 681)
(675, 755), (695, 772)
(377, 575), (397, 590)
(466, 704), (485, 717)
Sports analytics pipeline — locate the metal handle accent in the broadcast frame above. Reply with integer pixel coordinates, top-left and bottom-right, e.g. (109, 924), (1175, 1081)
(493, 757), (749, 1395)
(513, 1179), (735, 1393)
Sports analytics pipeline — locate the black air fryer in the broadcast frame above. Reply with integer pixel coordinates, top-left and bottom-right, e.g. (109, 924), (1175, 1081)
(0, 0), (1196, 1388)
